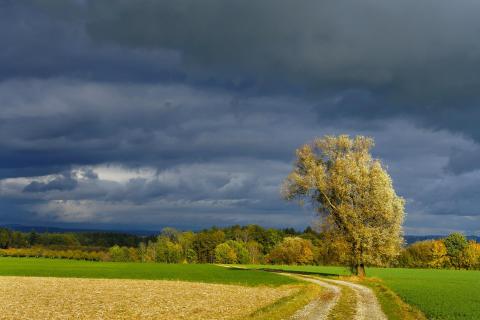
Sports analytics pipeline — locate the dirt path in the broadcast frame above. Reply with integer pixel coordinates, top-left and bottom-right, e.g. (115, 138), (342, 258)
(284, 274), (386, 320)
(287, 275), (341, 320)
(324, 278), (387, 320)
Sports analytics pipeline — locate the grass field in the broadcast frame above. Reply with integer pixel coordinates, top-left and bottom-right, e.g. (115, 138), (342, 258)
(0, 257), (297, 286)
(368, 268), (480, 320)
(247, 264), (480, 320)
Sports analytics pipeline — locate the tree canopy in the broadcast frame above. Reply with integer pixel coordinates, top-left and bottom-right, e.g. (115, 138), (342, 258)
(282, 135), (405, 276)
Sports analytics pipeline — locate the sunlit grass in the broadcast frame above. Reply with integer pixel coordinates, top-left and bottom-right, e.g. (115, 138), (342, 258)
(246, 264), (480, 319)
(0, 257), (297, 286)
(368, 268), (480, 320)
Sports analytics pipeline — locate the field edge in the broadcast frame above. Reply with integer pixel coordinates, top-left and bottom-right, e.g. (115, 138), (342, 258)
(242, 283), (322, 320)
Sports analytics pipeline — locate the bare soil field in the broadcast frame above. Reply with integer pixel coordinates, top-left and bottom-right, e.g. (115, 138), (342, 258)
(0, 276), (297, 320)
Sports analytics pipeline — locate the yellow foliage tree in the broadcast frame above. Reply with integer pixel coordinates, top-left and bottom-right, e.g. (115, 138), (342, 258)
(283, 135), (405, 276)
(460, 241), (480, 269)
(267, 237), (314, 265)
(429, 240), (449, 268)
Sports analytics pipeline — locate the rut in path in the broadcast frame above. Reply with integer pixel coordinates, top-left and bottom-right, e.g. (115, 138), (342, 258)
(323, 278), (387, 320)
(287, 275), (387, 320)
(288, 275), (341, 320)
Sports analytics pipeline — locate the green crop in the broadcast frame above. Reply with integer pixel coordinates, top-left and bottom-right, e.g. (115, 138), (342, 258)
(0, 257), (297, 287)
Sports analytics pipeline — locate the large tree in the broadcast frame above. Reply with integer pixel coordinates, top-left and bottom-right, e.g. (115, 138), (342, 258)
(282, 135), (404, 276)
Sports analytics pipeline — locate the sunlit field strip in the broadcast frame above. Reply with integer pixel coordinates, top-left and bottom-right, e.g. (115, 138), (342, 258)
(246, 264), (480, 320)
(0, 257), (298, 286)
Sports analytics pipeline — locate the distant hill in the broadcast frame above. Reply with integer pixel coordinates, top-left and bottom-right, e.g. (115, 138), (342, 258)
(0, 224), (158, 236)
(404, 235), (480, 244)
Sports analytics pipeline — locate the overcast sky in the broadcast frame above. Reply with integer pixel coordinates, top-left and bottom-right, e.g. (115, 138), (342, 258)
(1, 0), (479, 235)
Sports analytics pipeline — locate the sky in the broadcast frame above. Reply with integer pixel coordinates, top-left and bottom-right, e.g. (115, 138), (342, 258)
(1, 0), (480, 235)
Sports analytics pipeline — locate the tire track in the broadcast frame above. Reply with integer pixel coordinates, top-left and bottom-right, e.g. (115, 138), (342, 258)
(282, 274), (386, 320)
(284, 274), (341, 320)
(323, 278), (387, 320)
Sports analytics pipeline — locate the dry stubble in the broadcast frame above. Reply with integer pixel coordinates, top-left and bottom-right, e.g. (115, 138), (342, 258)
(0, 276), (296, 320)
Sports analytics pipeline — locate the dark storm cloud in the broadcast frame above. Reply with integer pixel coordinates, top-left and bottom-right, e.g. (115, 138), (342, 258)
(0, 1), (479, 234)
(445, 147), (480, 175)
(85, 0), (480, 99)
(0, 79), (320, 176)
(0, 1), (183, 83)
(0, 77), (478, 232)
(23, 172), (78, 193)
(87, 0), (480, 145)
(8, 0), (480, 139)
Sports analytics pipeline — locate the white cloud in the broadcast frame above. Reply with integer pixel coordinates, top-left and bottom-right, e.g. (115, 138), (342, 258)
(93, 165), (156, 183)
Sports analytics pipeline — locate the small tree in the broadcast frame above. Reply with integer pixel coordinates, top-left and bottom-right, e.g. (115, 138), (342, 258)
(109, 245), (131, 262)
(215, 243), (237, 264)
(246, 240), (264, 264)
(160, 227), (180, 242)
(283, 135), (405, 276)
(156, 237), (183, 263)
(193, 230), (226, 263)
(400, 240), (448, 268)
(138, 242), (147, 262)
(185, 248), (198, 263)
(267, 237), (314, 265)
(225, 240), (250, 264)
(444, 232), (468, 268)
(0, 228), (10, 249)
(460, 241), (480, 270)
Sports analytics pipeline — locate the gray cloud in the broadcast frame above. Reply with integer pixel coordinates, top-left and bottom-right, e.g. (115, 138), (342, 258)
(23, 172), (78, 193)
(0, 79), (478, 233)
(445, 146), (480, 175)
(86, 0), (480, 145)
(0, 1), (183, 83)
(0, 79), (320, 175)
(85, 1), (480, 100)
(0, 1), (479, 234)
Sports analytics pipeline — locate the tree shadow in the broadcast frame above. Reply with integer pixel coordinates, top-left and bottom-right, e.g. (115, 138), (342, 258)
(258, 268), (341, 277)
(221, 265), (342, 277)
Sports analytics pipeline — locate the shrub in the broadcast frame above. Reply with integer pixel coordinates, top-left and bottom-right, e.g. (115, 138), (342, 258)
(444, 233), (468, 268)
(215, 243), (237, 264)
(0, 247), (104, 261)
(155, 238), (183, 263)
(266, 237), (314, 265)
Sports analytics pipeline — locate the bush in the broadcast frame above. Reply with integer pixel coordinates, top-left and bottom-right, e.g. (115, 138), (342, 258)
(155, 238), (183, 263)
(215, 243), (237, 264)
(0, 247), (104, 261)
(398, 240), (448, 268)
(444, 233), (468, 268)
(460, 241), (480, 269)
(266, 237), (314, 265)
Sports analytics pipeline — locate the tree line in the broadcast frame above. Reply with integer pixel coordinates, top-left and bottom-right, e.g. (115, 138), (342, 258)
(0, 228), (151, 250)
(398, 232), (480, 269)
(1, 225), (479, 269)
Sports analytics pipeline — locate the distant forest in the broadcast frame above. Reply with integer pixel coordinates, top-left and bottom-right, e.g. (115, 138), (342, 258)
(0, 225), (479, 270)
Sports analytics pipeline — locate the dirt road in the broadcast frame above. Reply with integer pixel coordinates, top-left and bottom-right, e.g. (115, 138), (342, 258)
(288, 275), (387, 320)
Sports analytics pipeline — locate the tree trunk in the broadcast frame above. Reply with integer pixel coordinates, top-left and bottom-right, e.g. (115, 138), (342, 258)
(355, 263), (366, 277)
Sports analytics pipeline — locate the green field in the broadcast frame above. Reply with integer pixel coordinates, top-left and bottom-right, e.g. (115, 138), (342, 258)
(0, 257), (297, 287)
(368, 268), (480, 320)
(247, 264), (480, 320)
